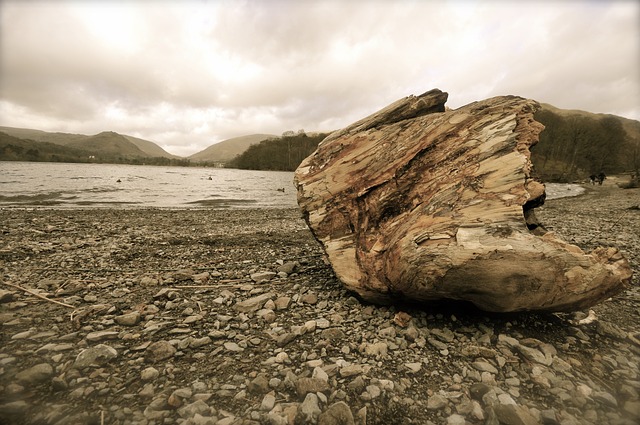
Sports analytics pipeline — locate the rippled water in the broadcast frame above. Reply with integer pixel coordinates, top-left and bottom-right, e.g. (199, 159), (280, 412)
(0, 162), (585, 209)
(0, 162), (298, 208)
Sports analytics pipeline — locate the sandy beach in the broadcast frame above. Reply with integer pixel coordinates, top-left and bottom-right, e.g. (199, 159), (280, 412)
(0, 184), (638, 425)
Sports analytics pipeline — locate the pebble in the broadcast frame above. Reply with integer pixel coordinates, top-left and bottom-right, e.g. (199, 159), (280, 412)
(1, 205), (638, 425)
(144, 341), (177, 363)
(73, 344), (118, 369)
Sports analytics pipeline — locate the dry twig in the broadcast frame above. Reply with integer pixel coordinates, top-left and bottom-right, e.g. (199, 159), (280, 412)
(1, 281), (75, 308)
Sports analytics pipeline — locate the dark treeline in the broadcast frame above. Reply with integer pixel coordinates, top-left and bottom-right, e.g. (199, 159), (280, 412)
(532, 110), (638, 182)
(227, 131), (329, 171)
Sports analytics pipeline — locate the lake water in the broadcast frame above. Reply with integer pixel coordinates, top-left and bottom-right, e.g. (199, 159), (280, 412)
(0, 161), (584, 209)
(0, 162), (298, 208)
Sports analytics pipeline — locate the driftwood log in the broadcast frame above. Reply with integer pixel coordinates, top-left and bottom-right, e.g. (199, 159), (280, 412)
(294, 89), (631, 312)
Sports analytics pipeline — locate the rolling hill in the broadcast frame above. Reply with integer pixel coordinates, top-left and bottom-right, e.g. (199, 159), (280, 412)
(188, 134), (277, 163)
(0, 126), (179, 159)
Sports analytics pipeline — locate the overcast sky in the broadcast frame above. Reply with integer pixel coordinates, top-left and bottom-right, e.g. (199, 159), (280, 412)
(1, 0), (639, 157)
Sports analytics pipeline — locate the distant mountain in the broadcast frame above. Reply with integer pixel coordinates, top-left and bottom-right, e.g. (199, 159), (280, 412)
(189, 134), (277, 163)
(0, 131), (94, 163)
(0, 126), (179, 160)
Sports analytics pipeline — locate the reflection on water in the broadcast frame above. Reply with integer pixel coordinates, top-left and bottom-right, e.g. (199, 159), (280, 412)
(0, 162), (298, 208)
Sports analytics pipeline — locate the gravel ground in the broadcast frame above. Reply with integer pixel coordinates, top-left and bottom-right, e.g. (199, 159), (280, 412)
(0, 183), (638, 425)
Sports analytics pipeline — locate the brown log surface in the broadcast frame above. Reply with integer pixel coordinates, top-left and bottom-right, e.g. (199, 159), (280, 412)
(294, 89), (631, 312)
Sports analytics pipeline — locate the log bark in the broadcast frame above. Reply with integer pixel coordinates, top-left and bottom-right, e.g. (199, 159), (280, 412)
(294, 89), (631, 312)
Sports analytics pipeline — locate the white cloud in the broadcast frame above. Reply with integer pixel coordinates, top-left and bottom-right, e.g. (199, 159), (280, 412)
(1, 0), (638, 156)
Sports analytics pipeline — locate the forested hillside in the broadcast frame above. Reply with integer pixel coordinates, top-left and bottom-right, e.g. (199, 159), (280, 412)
(227, 131), (329, 171)
(531, 107), (639, 182)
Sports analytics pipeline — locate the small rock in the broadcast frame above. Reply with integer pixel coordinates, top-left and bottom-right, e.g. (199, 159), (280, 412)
(427, 394), (448, 410)
(85, 330), (119, 342)
(74, 344), (118, 369)
(405, 362), (422, 373)
(493, 404), (539, 425)
(297, 393), (321, 423)
(183, 314), (203, 324)
(223, 342), (244, 352)
(248, 374), (270, 394)
(178, 399), (211, 418)
(274, 296), (291, 310)
(145, 341), (177, 363)
(301, 292), (318, 304)
(141, 367), (160, 381)
(362, 342), (388, 357)
(189, 336), (212, 348)
(321, 328), (345, 340)
(296, 377), (330, 397)
(592, 390), (618, 408)
(340, 364), (365, 377)
(233, 293), (273, 313)
(277, 261), (298, 274)
(318, 401), (355, 425)
(472, 360), (498, 374)
(446, 414), (466, 425)
(261, 393), (276, 411)
(115, 311), (141, 326)
(312, 366), (329, 382)
(0, 289), (15, 303)
(251, 271), (277, 283)
(15, 363), (54, 385)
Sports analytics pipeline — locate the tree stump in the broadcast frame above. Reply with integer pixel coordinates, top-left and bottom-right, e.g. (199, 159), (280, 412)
(294, 89), (631, 312)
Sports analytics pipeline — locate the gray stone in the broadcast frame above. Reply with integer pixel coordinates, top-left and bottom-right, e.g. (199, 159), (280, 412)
(318, 401), (355, 425)
(189, 336), (212, 348)
(298, 393), (321, 423)
(301, 292), (318, 304)
(178, 399), (211, 418)
(296, 377), (330, 397)
(74, 344), (118, 369)
(250, 271), (277, 283)
(223, 342), (244, 352)
(260, 393), (276, 411)
(472, 360), (498, 374)
(405, 362), (422, 373)
(592, 390), (618, 407)
(362, 342), (388, 357)
(278, 261), (299, 274)
(321, 328), (345, 341)
(427, 393), (448, 410)
(274, 296), (291, 310)
(141, 367), (160, 381)
(115, 311), (141, 326)
(446, 414), (466, 425)
(493, 404), (539, 425)
(233, 293), (273, 312)
(85, 330), (119, 342)
(183, 314), (203, 324)
(248, 374), (270, 394)
(340, 364), (365, 377)
(15, 363), (54, 385)
(145, 340), (177, 363)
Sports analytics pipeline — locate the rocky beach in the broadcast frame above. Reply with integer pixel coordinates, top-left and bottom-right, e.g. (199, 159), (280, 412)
(0, 183), (638, 425)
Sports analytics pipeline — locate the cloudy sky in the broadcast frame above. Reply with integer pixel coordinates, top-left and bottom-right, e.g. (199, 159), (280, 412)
(1, 0), (638, 157)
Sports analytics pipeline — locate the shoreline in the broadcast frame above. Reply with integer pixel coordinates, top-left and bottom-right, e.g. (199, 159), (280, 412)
(0, 187), (638, 424)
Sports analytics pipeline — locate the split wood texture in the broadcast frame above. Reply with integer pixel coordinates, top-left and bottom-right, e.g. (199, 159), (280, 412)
(294, 89), (631, 312)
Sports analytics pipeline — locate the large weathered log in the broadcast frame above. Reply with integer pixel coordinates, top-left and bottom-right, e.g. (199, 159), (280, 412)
(294, 89), (631, 312)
